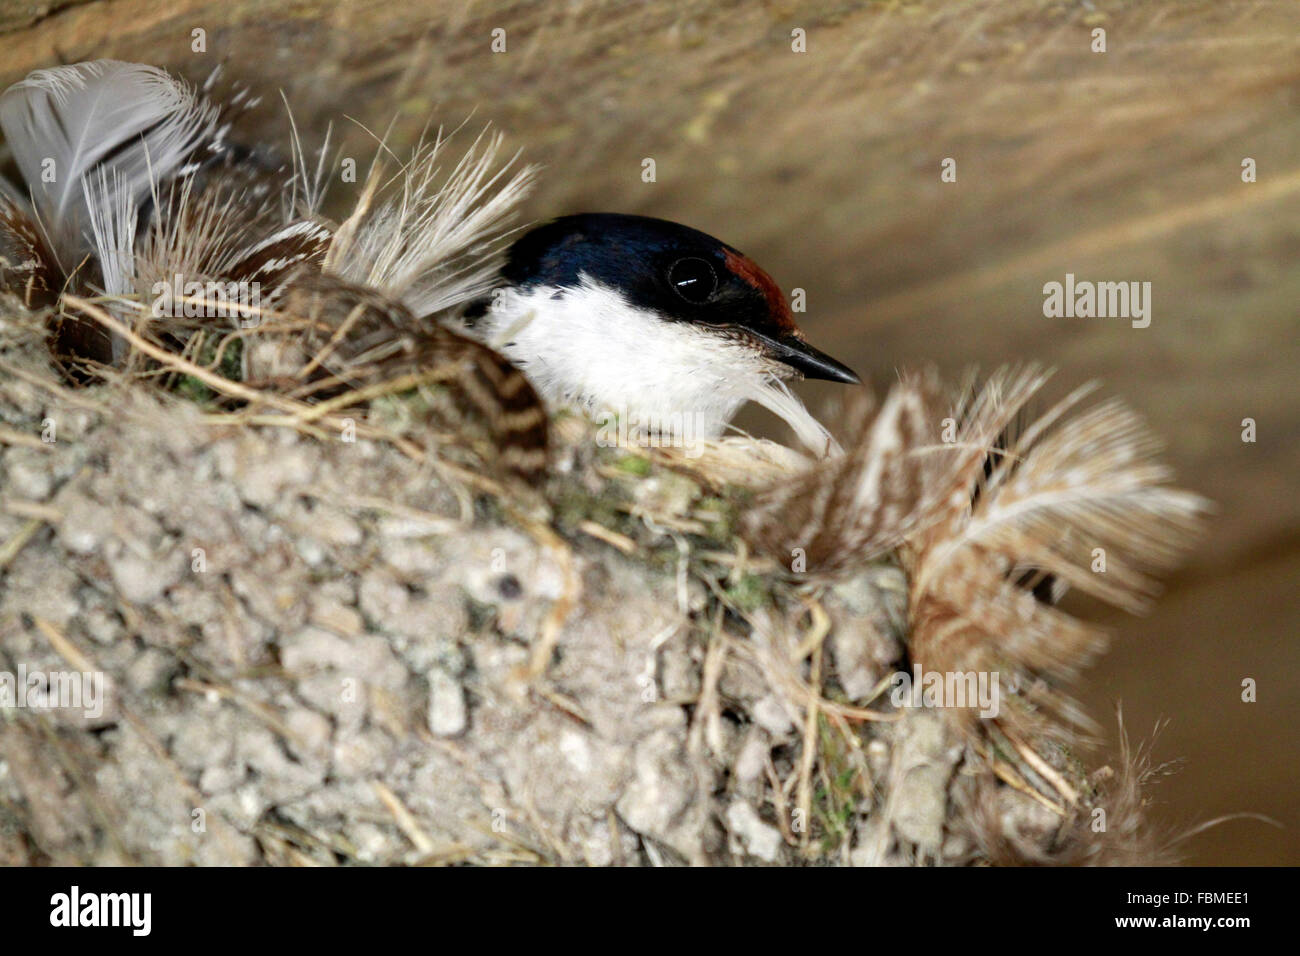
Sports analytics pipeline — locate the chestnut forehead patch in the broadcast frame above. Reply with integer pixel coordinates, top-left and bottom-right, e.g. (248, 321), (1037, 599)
(723, 247), (797, 334)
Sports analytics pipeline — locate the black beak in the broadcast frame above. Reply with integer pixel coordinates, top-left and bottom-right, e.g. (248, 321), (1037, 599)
(748, 330), (861, 384)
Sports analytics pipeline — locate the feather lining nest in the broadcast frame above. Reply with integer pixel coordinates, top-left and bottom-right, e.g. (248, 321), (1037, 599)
(0, 60), (547, 482)
(952, 709), (1186, 866)
(739, 366), (1209, 742)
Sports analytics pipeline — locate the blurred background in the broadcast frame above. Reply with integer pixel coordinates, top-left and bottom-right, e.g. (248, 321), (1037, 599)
(1, 0), (1295, 864)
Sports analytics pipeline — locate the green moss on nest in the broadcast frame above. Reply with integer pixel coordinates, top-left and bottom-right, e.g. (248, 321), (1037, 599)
(814, 713), (864, 853)
(172, 335), (243, 405)
(693, 495), (735, 540)
(723, 573), (768, 613)
(614, 453), (651, 476)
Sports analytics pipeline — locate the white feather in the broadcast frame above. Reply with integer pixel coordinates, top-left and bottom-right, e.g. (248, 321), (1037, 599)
(332, 128), (536, 315)
(0, 59), (217, 269)
(83, 169), (138, 297)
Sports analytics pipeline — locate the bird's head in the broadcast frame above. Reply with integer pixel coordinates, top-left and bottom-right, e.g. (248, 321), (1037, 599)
(469, 213), (857, 455)
(495, 213), (859, 386)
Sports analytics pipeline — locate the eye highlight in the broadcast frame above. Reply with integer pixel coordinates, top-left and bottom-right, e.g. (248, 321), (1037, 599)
(668, 257), (717, 304)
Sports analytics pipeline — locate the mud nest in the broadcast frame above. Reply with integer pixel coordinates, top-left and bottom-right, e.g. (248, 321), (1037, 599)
(0, 297), (1177, 867)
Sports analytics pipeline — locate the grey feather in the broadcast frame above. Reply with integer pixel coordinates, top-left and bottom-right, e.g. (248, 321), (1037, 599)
(0, 59), (217, 270)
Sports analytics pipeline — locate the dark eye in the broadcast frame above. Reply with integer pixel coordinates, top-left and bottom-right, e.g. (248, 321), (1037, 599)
(668, 257), (717, 304)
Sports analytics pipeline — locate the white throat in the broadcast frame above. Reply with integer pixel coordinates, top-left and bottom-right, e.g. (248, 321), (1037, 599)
(468, 278), (837, 456)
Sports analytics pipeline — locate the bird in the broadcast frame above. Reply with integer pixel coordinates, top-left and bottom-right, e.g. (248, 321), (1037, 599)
(464, 213), (859, 457)
(0, 60), (856, 464)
